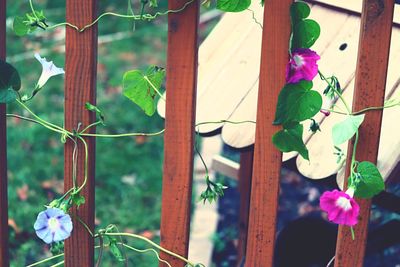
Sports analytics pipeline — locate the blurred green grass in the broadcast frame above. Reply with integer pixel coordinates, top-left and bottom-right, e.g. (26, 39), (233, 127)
(5, 1), (182, 266)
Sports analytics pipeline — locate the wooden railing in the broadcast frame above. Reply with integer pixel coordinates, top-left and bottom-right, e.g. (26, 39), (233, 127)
(0, 0), (395, 266)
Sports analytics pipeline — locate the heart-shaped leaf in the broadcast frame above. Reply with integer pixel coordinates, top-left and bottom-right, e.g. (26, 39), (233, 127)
(123, 66), (165, 116)
(0, 60), (21, 103)
(273, 81), (322, 125)
(332, 114), (365, 146)
(353, 161), (385, 198)
(292, 19), (320, 49)
(216, 0), (251, 12)
(272, 123), (309, 160)
(290, 1), (311, 22)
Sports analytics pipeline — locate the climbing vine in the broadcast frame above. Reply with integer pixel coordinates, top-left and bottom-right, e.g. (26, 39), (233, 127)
(1, 0), (399, 266)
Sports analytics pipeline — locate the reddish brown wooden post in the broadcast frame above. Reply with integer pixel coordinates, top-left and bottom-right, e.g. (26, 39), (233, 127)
(334, 0), (395, 266)
(159, 0), (199, 266)
(245, 0), (292, 266)
(64, 1), (98, 266)
(237, 149), (254, 266)
(0, 0), (9, 266)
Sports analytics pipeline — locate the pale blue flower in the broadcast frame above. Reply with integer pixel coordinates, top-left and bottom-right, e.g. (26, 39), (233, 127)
(34, 207), (73, 244)
(34, 53), (64, 89)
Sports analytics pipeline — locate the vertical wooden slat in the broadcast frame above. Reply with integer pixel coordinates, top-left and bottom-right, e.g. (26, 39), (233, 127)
(245, 0), (292, 267)
(64, 1), (97, 266)
(245, 0), (292, 266)
(0, 0), (9, 266)
(334, 0), (395, 266)
(237, 149), (254, 266)
(159, 1), (199, 266)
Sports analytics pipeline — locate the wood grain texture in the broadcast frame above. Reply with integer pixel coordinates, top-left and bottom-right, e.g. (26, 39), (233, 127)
(159, 1), (199, 266)
(334, 0), (395, 266)
(0, 0), (9, 266)
(237, 149), (254, 266)
(244, 0), (292, 266)
(64, 1), (97, 266)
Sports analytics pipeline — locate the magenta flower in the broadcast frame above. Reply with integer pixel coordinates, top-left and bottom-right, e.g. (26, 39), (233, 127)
(34, 208), (73, 244)
(286, 48), (320, 84)
(319, 188), (360, 226)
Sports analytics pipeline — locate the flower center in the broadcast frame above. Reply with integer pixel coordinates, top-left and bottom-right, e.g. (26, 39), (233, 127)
(336, 196), (352, 211)
(292, 54), (304, 67)
(48, 217), (60, 231)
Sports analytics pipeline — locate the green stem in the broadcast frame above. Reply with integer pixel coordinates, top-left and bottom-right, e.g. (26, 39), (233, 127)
(47, 0), (195, 32)
(76, 136), (89, 194)
(121, 243), (172, 267)
(143, 75), (166, 101)
(103, 232), (195, 266)
(16, 99), (70, 135)
(26, 253), (64, 267)
(80, 128), (165, 138)
(318, 71), (351, 114)
(79, 121), (103, 134)
(50, 261), (64, 267)
(350, 131), (359, 179)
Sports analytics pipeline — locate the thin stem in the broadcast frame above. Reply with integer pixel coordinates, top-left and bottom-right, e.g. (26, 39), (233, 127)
(79, 121), (103, 134)
(103, 233), (195, 266)
(80, 129), (165, 138)
(50, 261), (64, 267)
(47, 0), (195, 32)
(76, 136), (89, 193)
(121, 243), (172, 267)
(326, 256), (335, 267)
(74, 214), (94, 237)
(247, 8), (263, 29)
(26, 253), (64, 267)
(350, 131), (359, 179)
(143, 76), (166, 101)
(16, 99), (70, 135)
(95, 234), (104, 267)
(29, 0), (38, 18)
(318, 71), (351, 114)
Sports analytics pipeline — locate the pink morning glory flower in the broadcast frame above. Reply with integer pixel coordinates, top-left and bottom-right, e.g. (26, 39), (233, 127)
(34, 207), (73, 244)
(286, 48), (320, 84)
(319, 188), (360, 226)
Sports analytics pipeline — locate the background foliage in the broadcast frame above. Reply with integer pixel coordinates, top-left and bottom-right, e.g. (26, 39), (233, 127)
(5, 0), (200, 265)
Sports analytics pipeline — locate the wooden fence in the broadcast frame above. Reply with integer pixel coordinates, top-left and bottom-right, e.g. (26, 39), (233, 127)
(0, 0), (396, 266)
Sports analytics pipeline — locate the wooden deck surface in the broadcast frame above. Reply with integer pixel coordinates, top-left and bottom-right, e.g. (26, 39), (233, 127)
(158, 1), (400, 182)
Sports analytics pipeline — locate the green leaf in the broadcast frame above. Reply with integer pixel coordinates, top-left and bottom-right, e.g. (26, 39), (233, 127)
(273, 81), (322, 125)
(216, 0), (251, 12)
(272, 123), (309, 160)
(0, 89), (17, 104)
(0, 60), (21, 103)
(85, 102), (105, 124)
(110, 242), (125, 262)
(0, 60), (21, 91)
(292, 19), (320, 49)
(290, 1), (311, 22)
(353, 161), (385, 198)
(13, 16), (33, 36)
(123, 66), (165, 116)
(149, 0), (158, 7)
(332, 115), (365, 146)
(71, 193), (86, 208)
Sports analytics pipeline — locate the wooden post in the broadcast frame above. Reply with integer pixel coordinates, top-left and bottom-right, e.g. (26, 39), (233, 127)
(244, 0), (292, 266)
(334, 0), (395, 266)
(0, 0), (9, 266)
(237, 149), (254, 266)
(64, 1), (98, 266)
(159, 0), (199, 266)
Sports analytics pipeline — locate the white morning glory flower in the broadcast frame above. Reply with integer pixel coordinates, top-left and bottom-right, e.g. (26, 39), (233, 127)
(34, 53), (65, 89)
(34, 207), (73, 244)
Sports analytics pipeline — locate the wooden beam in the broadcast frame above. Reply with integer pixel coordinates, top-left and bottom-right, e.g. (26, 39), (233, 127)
(245, 0), (292, 265)
(0, 0), (9, 265)
(237, 149), (254, 266)
(159, 1), (199, 266)
(64, 1), (98, 266)
(334, 0), (395, 266)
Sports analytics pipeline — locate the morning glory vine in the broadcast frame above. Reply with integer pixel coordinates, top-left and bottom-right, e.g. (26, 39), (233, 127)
(2, 0), (400, 266)
(272, 1), (399, 235)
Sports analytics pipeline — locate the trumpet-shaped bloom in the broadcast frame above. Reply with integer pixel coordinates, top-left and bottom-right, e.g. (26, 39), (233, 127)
(34, 53), (64, 89)
(286, 48), (320, 84)
(319, 188), (360, 226)
(34, 207), (73, 244)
